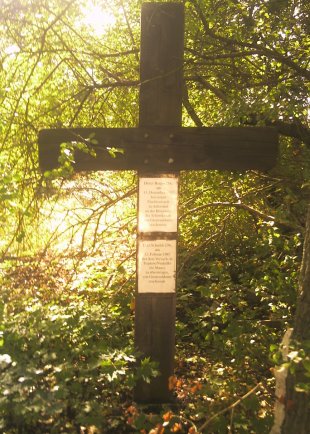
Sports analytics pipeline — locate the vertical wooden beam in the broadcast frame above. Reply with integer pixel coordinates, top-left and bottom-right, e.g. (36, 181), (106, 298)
(139, 2), (184, 127)
(134, 3), (184, 403)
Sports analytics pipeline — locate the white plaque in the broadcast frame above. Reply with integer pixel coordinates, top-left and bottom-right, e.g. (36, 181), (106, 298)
(138, 177), (178, 232)
(138, 240), (176, 293)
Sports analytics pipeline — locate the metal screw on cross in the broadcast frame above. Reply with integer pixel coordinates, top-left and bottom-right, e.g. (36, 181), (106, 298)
(38, 2), (278, 403)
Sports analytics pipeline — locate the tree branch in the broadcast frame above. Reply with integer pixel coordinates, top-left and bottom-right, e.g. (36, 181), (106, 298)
(185, 47), (263, 61)
(191, 0), (310, 80)
(191, 75), (228, 102)
(180, 201), (300, 232)
(182, 82), (204, 126)
(266, 120), (310, 146)
(198, 383), (262, 432)
(87, 80), (140, 90)
(179, 201), (275, 223)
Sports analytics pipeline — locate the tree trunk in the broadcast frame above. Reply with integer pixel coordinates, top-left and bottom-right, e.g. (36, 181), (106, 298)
(271, 206), (310, 433)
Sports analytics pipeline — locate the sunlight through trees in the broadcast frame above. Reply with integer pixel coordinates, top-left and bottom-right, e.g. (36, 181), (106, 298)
(0, 0), (309, 432)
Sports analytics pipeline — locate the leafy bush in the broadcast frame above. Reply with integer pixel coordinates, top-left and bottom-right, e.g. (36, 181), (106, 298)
(0, 260), (157, 433)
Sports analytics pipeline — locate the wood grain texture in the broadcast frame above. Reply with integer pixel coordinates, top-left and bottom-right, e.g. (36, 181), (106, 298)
(134, 294), (176, 403)
(135, 3), (184, 403)
(39, 126), (278, 172)
(139, 2), (184, 127)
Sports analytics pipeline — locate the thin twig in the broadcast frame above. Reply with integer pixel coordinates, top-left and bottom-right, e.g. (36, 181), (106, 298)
(198, 382), (262, 432)
(179, 201), (275, 223)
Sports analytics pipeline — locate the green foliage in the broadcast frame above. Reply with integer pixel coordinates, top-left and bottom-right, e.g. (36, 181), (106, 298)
(0, 259), (159, 433)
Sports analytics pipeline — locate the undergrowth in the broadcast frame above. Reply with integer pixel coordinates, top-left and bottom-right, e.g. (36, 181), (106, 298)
(0, 244), (292, 433)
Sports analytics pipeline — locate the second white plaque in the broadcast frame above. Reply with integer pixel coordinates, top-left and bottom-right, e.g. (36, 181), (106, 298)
(138, 239), (176, 293)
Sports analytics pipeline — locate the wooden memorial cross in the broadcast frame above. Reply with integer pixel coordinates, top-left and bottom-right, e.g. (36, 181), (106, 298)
(38, 3), (278, 403)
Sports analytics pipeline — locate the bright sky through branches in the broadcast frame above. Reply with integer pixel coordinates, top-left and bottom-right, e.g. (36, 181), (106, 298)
(81, 1), (116, 35)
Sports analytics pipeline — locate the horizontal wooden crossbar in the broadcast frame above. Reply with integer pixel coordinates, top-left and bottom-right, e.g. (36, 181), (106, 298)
(38, 126), (278, 172)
